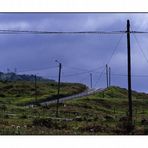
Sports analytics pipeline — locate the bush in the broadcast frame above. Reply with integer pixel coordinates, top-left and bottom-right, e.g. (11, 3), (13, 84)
(104, 115), (114, 121)
(4, 114), (9, 119)
(20, 114), (27, 119)
(33, 118), (54, 128)
(32, 117), (68, 129)
(0, 93), (5, 97)
(116, 116), (135, 134)
(0, 104), (7, 112)
(15, 94), (21, 97)
(79, 124), (107, 133)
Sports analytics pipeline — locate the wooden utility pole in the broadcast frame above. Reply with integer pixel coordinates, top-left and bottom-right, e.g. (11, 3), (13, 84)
(55, 60), (62, 117)
(109, 67), (111, 87)
(34, 74), (37, 104)
(127, 20), (133, 128)
(106, 64), (109, 88)
(90, 73), (92, 88)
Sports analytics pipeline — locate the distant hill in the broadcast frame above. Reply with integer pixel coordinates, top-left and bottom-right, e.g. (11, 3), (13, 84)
(0, 72), (55, 82)
(101, 86), (148, 100)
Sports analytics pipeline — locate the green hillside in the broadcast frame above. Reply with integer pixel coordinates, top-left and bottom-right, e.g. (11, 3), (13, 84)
(0, 85), (148, 135)
(0, 80), (87, 106)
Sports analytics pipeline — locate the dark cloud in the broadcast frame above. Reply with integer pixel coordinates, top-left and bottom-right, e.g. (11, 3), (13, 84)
(0, 13), (148, 92)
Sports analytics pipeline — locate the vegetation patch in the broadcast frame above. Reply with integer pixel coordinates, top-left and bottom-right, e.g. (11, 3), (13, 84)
(0, 84), (147, 135)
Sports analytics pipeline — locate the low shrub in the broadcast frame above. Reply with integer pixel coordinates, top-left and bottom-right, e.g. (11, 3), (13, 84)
(32, 118), (54, 128)
(32, 117), (68, 129)
(20, 113), (28, 119)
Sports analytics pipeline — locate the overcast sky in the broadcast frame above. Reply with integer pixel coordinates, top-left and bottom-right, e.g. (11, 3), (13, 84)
(0, 13), (148, 92)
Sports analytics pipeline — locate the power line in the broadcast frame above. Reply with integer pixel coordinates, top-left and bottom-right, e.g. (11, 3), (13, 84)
(61, 65), (104, 77)
(1, 29), (148, 34)
(131, 31), (148, 34)
(0, 29), (125, 34)
(79, 75), (90, 84)
(61, 70), (102, 78)
(46, 66), (105, 79)
(17, 65), (100, 78)
(112, 73), (148, 77)
(132, 32), (148, 65)
(64, 66), (89, 72)
(13, 64), (105, 79)
(93, 34), (124, 87)
(93, 67), (106, 88)
(106, 33), (124, 65)
(64, 65), (104, 72)
(17, 66), (57, 73)
(83, 72), (148, 78)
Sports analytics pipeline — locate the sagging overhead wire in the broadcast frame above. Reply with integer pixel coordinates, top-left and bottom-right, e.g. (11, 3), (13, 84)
(93, 72), (148, 78)
(48, 65), (105, 78)
(132, 32), (148, 65)
(59, 31), (123, 84)
(15, 64), (105, 80)
(1, 29), (148, 34)
(64, 65), (104, 72)
(17, 66), (58, 73)
(112, 73), (148, 77)
(106, 33), (124, 65)
(93, 67), (106, 88)
(131, 31), (148, 34)
(0, 29), (125, 34)
(93, 33), (124, 87)
(61, 70), (101, 78)
(60, 65), (105, 78)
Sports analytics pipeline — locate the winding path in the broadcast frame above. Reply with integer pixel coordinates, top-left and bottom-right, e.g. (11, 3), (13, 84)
(40, 88), (105, 106)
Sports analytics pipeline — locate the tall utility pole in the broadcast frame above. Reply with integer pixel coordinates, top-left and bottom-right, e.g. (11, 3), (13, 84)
(106, 64), (109, 88)
(109, 67), (111, 87)
(127, 20), (133, 128)
(55, 60), (62, 117)
(90, 73), (93, 89)
(34, 74), (37, 104)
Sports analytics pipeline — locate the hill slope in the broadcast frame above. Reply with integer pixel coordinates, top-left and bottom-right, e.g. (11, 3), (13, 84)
(0, 86), (148, 135)
(0, 80), (87, 105)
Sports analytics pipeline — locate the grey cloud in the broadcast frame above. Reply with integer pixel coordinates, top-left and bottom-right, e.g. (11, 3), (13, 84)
(0, 13), (147, 92)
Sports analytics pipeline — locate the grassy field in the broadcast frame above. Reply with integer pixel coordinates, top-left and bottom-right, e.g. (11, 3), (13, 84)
(0, 84), (148, 135)
(0, 80), (87, 105)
